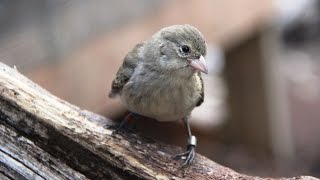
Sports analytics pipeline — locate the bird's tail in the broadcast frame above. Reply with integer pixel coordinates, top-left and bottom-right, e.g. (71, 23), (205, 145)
(108, 90), (117, 98)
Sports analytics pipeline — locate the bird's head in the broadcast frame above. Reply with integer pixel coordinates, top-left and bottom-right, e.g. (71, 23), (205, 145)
(146, 24), (208, 76)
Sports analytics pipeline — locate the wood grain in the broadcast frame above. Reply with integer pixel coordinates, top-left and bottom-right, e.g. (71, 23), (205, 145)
(0, 62), (317, 180)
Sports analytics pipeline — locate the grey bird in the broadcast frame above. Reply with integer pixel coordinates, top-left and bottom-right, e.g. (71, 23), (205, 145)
(109, 24), (208, 166)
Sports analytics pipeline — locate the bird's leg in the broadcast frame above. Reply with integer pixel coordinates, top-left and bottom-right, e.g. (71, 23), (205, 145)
(174, 117), (197, 167)
(109, 112), (136, 135)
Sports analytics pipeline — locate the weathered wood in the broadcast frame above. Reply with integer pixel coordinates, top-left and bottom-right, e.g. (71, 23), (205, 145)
(0, 62), (317, 180)
(0, 124), (88, 180)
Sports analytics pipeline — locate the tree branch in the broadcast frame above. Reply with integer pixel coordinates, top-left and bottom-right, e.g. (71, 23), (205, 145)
(0, 62), (317, 180)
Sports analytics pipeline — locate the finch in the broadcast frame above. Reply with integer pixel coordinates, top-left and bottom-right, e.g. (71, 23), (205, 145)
(109, 24), (208, 166)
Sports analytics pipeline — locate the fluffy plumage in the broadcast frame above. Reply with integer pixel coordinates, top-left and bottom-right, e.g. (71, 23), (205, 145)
(109, 24), (207, 166)
(109, 24), (206, 121)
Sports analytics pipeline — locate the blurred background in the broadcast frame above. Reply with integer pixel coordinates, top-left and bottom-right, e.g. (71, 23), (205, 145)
(1, 0), (320, 178)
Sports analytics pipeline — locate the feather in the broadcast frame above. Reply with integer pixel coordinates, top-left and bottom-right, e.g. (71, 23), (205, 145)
(196, 72), (204, 107)
(108, 43), (143, 98)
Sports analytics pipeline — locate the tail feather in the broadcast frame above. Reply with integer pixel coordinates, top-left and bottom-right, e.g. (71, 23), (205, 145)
(108, 90), (118, 98)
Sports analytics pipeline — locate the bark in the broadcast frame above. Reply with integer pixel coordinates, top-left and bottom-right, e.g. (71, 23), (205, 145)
(0, 62), (317, 180)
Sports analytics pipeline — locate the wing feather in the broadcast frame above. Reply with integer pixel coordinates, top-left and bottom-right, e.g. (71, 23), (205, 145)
(108, 43), (143, 98)
(196, 73), (204, 107)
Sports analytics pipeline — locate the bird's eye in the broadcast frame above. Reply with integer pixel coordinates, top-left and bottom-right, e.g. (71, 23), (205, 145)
(181, 45), (191, 54)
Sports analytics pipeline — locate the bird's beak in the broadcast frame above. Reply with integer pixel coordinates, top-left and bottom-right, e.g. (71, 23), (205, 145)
(188, 55), (208, 74)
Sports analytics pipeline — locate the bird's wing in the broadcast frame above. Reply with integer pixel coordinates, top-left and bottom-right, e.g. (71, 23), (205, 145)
(196, 72), (204, 107)
(108, 43), (143, 98)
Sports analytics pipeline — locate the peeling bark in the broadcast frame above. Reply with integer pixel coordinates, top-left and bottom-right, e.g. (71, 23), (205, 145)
(0, 62), (317, 180)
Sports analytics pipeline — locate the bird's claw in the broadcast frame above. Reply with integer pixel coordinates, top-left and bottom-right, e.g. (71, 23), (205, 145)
(104, 124), (123, 136)
(174, 145), (196, 168)
(174, 135), (197, 167)
(106, 113), (138, 136)
(111, 126), (122, 136)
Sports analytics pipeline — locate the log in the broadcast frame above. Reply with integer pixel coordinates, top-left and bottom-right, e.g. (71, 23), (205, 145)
(0, 62), (317, 180)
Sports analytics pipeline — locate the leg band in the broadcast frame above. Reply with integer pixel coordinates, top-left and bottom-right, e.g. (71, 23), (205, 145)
(188, 135), (197, 147)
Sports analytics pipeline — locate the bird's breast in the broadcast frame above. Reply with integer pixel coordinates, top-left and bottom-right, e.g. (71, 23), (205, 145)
(121, 70), (201, 121)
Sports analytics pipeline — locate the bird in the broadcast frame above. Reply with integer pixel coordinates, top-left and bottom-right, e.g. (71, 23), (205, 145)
(108, 24), (208, 167)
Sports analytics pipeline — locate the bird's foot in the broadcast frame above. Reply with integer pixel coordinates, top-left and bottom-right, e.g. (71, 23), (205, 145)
(105, 113), (137, 136)
(110, 123), (128, 136)
(174, 135), (197, 167)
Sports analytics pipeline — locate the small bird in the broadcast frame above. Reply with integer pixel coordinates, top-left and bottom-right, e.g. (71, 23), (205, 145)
(109, 24), (208, 166)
